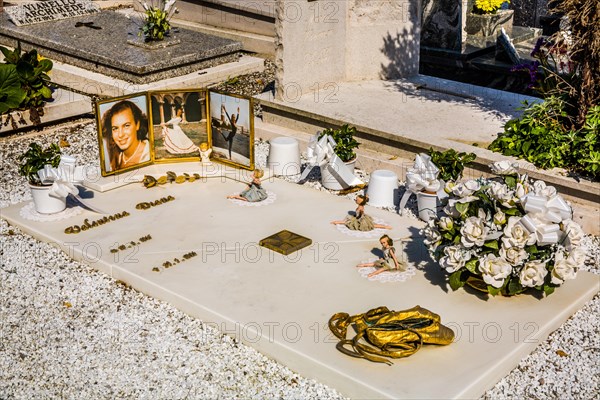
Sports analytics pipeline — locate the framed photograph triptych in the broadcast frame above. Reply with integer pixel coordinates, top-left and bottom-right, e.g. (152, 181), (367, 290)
(96, 90), (254, 176)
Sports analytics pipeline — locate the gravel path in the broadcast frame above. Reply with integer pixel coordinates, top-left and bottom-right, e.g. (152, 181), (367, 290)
(1, 122), (598, 399)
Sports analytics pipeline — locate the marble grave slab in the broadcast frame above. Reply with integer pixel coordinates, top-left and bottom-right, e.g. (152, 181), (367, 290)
(1, 174), (598, 399)
(0, 10), (243, 83)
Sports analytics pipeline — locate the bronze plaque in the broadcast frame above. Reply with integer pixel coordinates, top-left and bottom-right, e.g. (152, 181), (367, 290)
(259, 230), (312, 256)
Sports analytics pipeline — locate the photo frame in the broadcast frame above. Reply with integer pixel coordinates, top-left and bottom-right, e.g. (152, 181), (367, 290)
(95, 89), (255, 175)
(207, 90), (254, 170)
(96, 93), (153, 177)
(148, 89), (209, 163)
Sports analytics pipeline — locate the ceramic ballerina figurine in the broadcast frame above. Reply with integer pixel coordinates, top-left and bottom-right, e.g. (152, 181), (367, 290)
(227, 169), (268, 202)
(199, 142), (212, 163)
(357, 234), (406, 278)
(331, 194), (392, 231)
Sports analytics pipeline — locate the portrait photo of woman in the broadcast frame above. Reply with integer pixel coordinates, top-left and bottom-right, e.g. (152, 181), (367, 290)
(97, 94), (152, 176)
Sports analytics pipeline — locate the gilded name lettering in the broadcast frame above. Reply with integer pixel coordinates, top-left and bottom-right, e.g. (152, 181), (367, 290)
(64, 211), (130, 234)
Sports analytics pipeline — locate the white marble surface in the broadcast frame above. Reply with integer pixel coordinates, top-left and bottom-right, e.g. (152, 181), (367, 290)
(2, 173), (598, 399)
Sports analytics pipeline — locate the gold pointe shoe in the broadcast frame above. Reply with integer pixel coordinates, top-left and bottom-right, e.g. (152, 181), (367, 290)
(328, 306), (455, 365)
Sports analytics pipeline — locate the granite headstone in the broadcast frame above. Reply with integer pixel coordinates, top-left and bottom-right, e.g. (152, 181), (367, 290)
(421, 0), (465, 51)
(495, 27), (521, 65)
(5, 0), (99, 26)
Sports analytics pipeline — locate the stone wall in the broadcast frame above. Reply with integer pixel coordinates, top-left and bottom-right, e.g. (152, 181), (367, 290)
(275, 0), (420, 101)
(274, 0), (346, 102)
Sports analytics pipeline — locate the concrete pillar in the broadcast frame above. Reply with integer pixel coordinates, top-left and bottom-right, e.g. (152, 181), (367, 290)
(274, 0), (421, 102)
(274, 0), (347, 101)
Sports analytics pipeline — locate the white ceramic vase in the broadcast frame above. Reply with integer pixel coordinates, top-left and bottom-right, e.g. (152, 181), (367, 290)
(320, 159), (357, 190)
(29, 184), (66, 214)
(417, 191), (438, 221)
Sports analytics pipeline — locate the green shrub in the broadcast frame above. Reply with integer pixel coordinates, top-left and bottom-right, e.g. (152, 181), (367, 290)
(489, 98), (599, 178)
(0, 42), (54, 128)
(427, 148), (476, 182)
(319, 124), (360, 163)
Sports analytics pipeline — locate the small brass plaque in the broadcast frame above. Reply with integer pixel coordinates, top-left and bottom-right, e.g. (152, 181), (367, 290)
(259, 230), (312, 256)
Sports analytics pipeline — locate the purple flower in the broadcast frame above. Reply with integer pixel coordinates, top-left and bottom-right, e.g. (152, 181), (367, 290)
(531, 37), (545, 57)
(511, 61), (540, 88)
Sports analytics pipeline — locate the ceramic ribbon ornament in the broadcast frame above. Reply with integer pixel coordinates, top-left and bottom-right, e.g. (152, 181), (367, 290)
(520, 193), (572, 246)
(37, 155), (105, 213)
(399, 153), (442, 212)
(299, 133), (363, 189)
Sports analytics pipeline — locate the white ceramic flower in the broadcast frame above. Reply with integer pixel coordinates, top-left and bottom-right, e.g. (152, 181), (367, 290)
(562, 219), (585, 250)
(464, 180), (481, 193)
(460, 216), (488, 248)
(452, 183), (475, 197)
(499, 244), (528, 266)
(490, 160), (518, 175)
(443, 203), (461, 218)
(515, 182), (528, 199)
(488, 181), (514, 207)
(533, 180), (557, 197)
(439, 245), (471, 273)
(551, 251), (577, 284)
(479, 254), (512, 288)
(502, 216), (535, 248)
(493, 210), (506, 226)
(422, 221), (442, 250)
(477, 207), (488, 221)
(438, 216), (454, 231)
(519, 260), (548, 287)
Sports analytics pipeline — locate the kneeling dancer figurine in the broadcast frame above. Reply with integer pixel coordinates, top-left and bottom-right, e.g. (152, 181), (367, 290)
(227, 169), (268, 202)
(331, 194), (392, 231)
(357, 234), (406, 278)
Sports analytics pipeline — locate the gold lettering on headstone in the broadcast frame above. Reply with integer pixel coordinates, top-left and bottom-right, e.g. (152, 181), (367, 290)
(64, 211), (131, 234)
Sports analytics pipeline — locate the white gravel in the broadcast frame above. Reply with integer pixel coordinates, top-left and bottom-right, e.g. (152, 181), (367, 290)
(1, 121), (598, 399)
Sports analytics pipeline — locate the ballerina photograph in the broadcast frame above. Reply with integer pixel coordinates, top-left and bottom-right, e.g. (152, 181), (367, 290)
(150, 90), (208, 162)
(209, 91), (254, 170)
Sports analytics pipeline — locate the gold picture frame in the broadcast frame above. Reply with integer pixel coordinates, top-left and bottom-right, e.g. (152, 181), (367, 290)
(207, 90), (254, 170)
(148, 89), (209, 164)
(95, 89), (255, 175)
(96, 93), (153, 177)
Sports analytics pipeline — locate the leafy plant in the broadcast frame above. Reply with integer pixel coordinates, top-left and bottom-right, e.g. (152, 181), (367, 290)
(0, 64), (26, 114)
(473, 0), (509, 14)
(138, 0), (178, 41)
(18, 142), (61, 185)
(0, 42), (54, 128)
(319, 124), (360, 163)
(0, 43), (54, 109)
(427, 148), (476, 182)
(489, 98), (600, 178)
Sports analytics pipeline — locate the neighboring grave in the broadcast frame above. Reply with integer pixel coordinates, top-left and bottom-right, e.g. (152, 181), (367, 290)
(421, 0), (468, 51)
(274, 0), (420, 101)
(5, 0), (99, 26)
(0, 9), (243, 84)
(512, 0), (549, 27)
